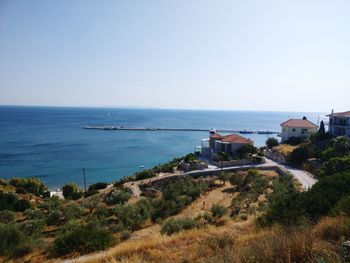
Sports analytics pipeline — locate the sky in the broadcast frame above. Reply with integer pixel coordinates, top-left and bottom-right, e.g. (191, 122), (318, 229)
(0, 0), (349, 112)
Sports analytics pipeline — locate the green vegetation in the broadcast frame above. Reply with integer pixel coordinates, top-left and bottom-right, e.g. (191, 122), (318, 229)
(62, 183), (83, 200)
(211, 204), (227, 218)
(52, 221), (115, 256)
(104, 188), (132, 205)
(9, 177), (47, 196)
(0, 223), (32, 259)
(161, 217), (199, 235)
(266, 137), (279, 149)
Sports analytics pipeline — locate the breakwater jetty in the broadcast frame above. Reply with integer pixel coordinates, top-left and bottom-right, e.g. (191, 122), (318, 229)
(84, 126), (279, 135)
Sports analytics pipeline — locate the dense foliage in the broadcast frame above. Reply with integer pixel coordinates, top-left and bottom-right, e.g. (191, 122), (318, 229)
(52, 221), (115, 256)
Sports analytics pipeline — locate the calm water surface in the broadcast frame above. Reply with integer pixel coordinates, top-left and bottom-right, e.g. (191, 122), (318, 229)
(0, 106), (325, 188)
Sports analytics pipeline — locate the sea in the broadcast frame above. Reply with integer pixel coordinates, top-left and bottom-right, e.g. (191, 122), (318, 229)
(0, 106), (326, 189)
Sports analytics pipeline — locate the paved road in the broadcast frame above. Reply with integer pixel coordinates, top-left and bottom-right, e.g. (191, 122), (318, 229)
(265, 159), (317, 189)
(124, 158), (318, 196)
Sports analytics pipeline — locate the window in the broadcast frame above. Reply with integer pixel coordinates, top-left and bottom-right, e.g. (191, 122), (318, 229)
(292, 128), (296, 132)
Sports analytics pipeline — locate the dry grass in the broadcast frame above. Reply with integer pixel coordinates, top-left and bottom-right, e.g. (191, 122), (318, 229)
(68, 216), (348, 263)
(273, 144), (298, 157)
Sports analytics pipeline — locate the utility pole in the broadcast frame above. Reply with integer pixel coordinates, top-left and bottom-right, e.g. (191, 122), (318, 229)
(82, 168), (87, 192)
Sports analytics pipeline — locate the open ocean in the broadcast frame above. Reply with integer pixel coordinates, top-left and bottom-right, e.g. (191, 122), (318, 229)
(0, 106), (325, 189)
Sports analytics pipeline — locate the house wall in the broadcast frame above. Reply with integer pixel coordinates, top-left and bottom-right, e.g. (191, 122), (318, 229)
(281, 126), (317, 142)
(328, 117), (350, 137)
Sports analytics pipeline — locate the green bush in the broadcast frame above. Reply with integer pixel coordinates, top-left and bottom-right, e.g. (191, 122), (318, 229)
(134, 169), (156, 180)
(320, 157), (350, 177)
(266, 137), (279, 149)
(289, 145), (311, 165)
(114, 199), (152, 230)
(25, 208), (45, 220)
(88, 182), (108, 191)
(84, 189), (99, 198)
(237, 144), (257, 159)
(62, 183), (80, 199)
(104, 188), (132, 205)
(331, 195), (350, 216)
(20, 219), (45, 238)
(15, 199), (31, 212)
(161, 218), (199, 235)
(63, 202), (85, 221)
(0, 223), (32, 258)
(47, 211), (62, 226)
(211, 204), (227, 218)
(38, 196), (63, 212)
(0, 210), (15, 223)
(52, 222), (115, 256)
(0, 191), (18, 211)
(184, 153), (197, 163)
(9, 177), (47, 196)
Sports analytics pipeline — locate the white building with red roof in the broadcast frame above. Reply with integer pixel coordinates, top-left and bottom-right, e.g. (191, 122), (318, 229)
(327, 110), (350, 137)
(280, 118), (318, 142)
(200, 132), (252, 158)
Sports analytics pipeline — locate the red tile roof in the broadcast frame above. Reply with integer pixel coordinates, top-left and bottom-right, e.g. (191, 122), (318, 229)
(210, 133), (223, 140)
(326, 111), (350, 118)
(210, 133), (252, 144)
(281, 119), (318, 128)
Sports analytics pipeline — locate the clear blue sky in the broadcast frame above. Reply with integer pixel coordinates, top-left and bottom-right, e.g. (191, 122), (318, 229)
(1, 0), (349, 112)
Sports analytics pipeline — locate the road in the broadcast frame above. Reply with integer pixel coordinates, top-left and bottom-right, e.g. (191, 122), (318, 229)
(124, 158), (317, 196)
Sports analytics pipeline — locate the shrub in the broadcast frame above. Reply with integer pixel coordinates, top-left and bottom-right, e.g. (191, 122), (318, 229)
(320, 157), (350, 177)
(88, 182), (108, 191)
(0, 191), (18, 211)
(62, 183), (79, 199)
(0, 210), (15, 223)
(20, 219), (45, 238)
(114, 200), (151, 230)
(266, 137), (279, 149)
(25, 208), (45, 220)
(52, 223), (115, 256)
(134, 169), (156, 180)
(331, 195), (350, 217)
(47, 211), (62, 226)
(229, 172), (246, 191)
(0, 223), (32, 258)
(84, 189), (99, 198)
(104, 188), (132, 205)
(237, 144), (257, 159)
(15, 199), (31, 212)
(63, 202), (85, 221)
(184, 153), (197, 163)
(211, 204), (227, 218)
(161, 217), (199, 235)
(289, 145), (311, 165)
(38, 196), (63, 212)
(9, 177), (47, 196)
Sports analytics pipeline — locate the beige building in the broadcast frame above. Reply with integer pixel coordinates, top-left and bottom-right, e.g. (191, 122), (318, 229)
(280, 118), (318, 143)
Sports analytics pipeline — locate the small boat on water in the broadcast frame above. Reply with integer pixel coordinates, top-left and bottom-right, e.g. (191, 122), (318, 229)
(139, 165), (145, 168)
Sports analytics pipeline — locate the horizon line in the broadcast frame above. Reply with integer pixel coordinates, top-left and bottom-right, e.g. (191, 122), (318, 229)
(0, 103), (330, 114)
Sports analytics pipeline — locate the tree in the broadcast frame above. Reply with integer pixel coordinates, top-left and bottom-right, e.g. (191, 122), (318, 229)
(320, 157), (350, 177)
(62, 183), (78, 199)
(237, 144), (257, 159)
(319, 121), (326, 135)
(266, 137), (279, 149)
(289, 145), (310, 165)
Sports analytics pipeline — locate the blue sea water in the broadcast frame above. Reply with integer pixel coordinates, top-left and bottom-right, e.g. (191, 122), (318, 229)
(0, 106), (325, 189)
